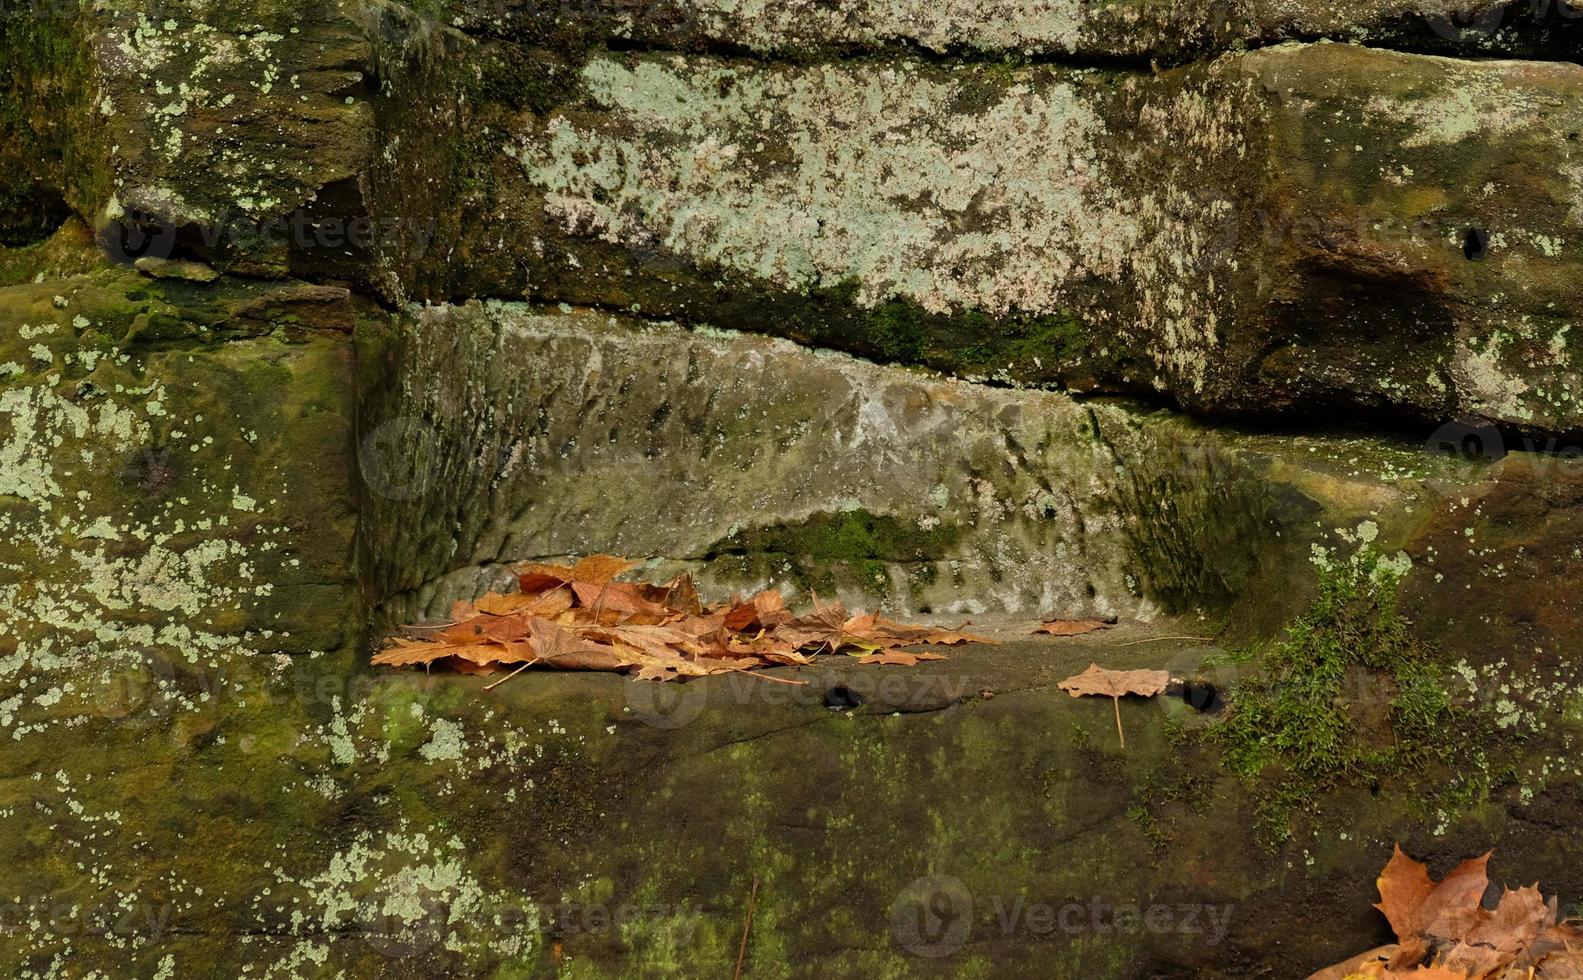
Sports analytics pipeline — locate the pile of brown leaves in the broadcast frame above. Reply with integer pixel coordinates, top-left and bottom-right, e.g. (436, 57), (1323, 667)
(372, 555), (992, 683)
(1311, 846), (1583, 979)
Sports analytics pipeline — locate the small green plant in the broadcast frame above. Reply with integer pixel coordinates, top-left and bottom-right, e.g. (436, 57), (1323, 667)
(1209, 547), (1459, 847)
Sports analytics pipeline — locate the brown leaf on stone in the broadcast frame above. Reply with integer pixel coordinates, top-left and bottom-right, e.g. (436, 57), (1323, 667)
(845, 612), (993, 649)
(472, 587), (575, 620)
(1056, 663), (1169, 748)
(1465, 885), (1550, 954)
(722, 589), (790, 632)
(1417, 853), (1493, 943)
(1036, 618), (1113, 636)
(855, 651), (948, 666)
(516, 554), (637, 594)
(1057, 663), (1169, 699)
(776, 596), (851, 653)
(1376, 845), (1438, 943)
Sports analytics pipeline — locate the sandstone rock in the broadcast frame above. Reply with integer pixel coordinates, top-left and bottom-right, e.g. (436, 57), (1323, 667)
(10, 11), (1582, 433)
(504, 43), (1583, 433)
(441, 0), (1571, 63)
(0, 268), (362, 687)
(3, 1), (377, 276)
(1402, 452), (1583, 675)
(358, 302), (1493, 636)
(133, 255), (220, 282)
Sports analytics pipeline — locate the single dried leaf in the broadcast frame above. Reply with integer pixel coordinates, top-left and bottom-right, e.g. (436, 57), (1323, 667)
(1465, 885), (1549, 954)
(1385, 937), (1432, 972)
(1036, 618), (1113, 636)
(1376, 845), (1437, 943)
(1057, 663), (1168, 748)
(473, 587), (575, 620)
(516, 554), (637, 594)
(855, 651), (948, 666)
(662, 573), (702, 617)
(1057, 663), (1170, 699)
(845, 612), (993, 649)
(571, 580), (674, 621)
(776, 597), (851, 653)
(723, 589), (790, 632)
(1436, 941), (1506, 978)
(1418, 853), (1492, 943)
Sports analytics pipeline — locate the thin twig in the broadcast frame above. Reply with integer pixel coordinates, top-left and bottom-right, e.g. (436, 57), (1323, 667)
(734, 876), (760, 980)
(717, 663), (807, 686)
(1112, 696), (1125, 749)
(1114, 635), (1215, 647)
(483, 660), (537, 691)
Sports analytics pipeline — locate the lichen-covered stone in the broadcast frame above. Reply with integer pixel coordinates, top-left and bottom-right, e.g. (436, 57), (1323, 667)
(0, 266), (362, 703)
(501, 44), (1583, 434)
(3, 1), (377, 275)
(0, 625), (1576, 977)
(437, 0), (1575, 64)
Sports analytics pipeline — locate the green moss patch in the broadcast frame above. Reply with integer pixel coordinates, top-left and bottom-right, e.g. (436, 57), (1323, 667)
(1204, 548), (1516, 848)
(779, 280), (1094, 380)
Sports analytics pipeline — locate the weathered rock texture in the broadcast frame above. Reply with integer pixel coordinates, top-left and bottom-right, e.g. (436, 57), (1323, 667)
(5, 2), (1583, 978)
(9, 6), (1583, 431)
(509, 44), (1583, 432)
(360, 303), (1484, 635)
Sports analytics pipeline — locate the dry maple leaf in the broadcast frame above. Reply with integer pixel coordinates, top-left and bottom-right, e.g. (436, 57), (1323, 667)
(1057, 663), (1169, 747)
(1373, 845), (1493, 948)
(1376, 845), (1438, 943)
(1466, 886), (1550, 954)
(845, 612), (993, 650)
(854, 651), (948, 667)
(776, 597), (853, 653)
(516, 554), (637, 594)
(722, 589), (791, 632)
(1035, 618), (1113, 636)
(1417, 853), (1493, 943)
